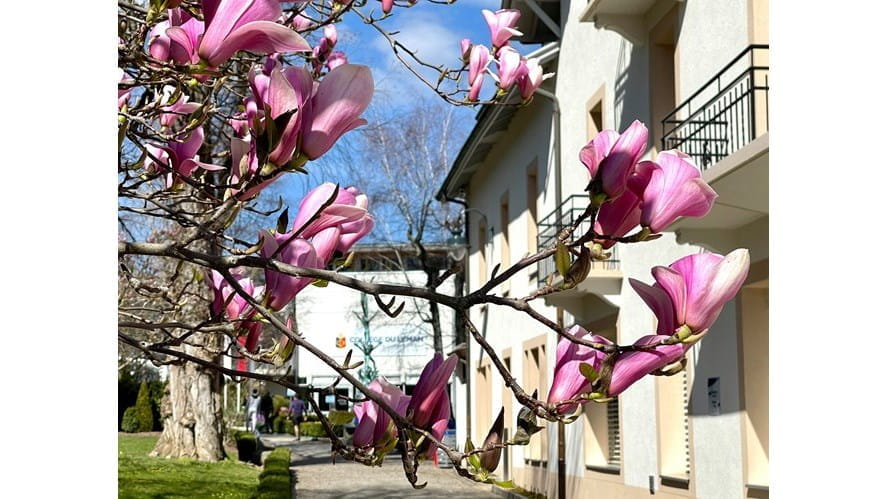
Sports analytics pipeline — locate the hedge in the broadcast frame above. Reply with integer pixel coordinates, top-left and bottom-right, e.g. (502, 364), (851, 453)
(233, 430), (257, 463)
(252, 448), (291, 499)
(272, 415), (294, 435)
(299, 421), (326, 438)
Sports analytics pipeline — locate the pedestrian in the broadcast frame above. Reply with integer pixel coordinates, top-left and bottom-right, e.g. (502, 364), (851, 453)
(246, 388), (261, 434)
(259, 391), (274, 434)
(289, 393), (306, 440)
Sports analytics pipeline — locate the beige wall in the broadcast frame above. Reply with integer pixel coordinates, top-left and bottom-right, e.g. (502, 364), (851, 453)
(739, 282), (769, 488)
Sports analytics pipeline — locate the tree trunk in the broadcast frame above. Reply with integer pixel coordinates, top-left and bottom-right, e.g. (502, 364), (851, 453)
(429, 299), (443, 354)
(151, 331), (224, 461)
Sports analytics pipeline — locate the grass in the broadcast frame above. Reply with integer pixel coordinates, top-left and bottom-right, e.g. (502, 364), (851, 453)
(118, 434), (261, 499)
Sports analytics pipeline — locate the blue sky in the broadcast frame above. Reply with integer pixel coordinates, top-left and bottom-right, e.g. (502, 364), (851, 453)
(268, 1), (542, 217)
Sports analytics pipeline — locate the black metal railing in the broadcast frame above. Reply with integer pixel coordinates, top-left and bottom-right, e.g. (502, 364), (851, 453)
(536, 195), (620, 285)
(661, 44), (769, 170)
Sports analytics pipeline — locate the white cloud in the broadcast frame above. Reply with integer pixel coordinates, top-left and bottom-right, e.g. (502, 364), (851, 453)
(367, 12), (466, 102)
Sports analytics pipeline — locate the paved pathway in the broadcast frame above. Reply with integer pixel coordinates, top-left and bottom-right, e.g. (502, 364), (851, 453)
(261, 436), (501, 498)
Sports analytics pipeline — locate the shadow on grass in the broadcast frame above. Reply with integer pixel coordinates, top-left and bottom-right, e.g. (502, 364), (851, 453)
(119, 434), (260, 499)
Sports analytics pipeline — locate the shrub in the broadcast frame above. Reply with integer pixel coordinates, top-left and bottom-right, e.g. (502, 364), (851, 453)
(121, 406), (139, 433)
(272, 416), (294, 435)
(135, 381), (154, 432)
(328, 410), (355, 427)
(234, 430), (257, 463)
(253, 448), (291, 499)
(272, 395), (289, 416)
(299, 421), (326, 438)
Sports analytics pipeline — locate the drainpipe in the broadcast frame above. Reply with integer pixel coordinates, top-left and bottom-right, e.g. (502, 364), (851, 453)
(533, 87), (562, 221)
(442, 194), (472, 443)
(533, 85), (565, 499)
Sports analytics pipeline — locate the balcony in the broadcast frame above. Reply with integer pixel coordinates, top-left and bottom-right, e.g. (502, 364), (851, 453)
(534, 196), (622, 320)
(661, 45), (769, 171)
(662, 45), (769, 256)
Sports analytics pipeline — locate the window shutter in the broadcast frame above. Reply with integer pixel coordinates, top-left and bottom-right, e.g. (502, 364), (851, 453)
(607, 399), (621, 465)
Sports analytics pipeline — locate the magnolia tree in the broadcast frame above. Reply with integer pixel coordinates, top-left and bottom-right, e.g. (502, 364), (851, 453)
(118, 0), (749, 488)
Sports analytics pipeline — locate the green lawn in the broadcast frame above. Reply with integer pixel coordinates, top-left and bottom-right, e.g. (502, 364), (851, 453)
(118, 434), (260, 498)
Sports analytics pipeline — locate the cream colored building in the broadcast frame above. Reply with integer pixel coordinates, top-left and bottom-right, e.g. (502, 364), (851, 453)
(438, 1), (768, 497)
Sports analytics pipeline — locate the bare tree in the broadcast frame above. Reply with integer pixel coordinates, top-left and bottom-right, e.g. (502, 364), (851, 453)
(332, 99), (468, 354)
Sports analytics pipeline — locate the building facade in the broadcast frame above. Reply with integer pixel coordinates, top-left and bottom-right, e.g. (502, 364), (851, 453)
(438, 1), (768, 497)
(248, 244), (462, 417)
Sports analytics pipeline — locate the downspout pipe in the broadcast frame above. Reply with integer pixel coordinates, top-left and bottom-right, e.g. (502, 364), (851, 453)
(533, 86), (563, 224)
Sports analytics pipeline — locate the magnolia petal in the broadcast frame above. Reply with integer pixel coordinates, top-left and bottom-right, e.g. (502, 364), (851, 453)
(680, 249), (750, 331)
(579, 130), (619, 181)
(202, 20), (310, 67)
(593, 188), (642, 249)
(301, 65), (374, 160)
(652, 265), (688, 328)
(166, 26), (198, 65)
(608, 335), (685, 396)
(200, 0), (282, 60)
(628, 278), (678, 336)
(640, 151), (717, 232)
(600, 120), (648, 198)
(469, 45), (490, 86)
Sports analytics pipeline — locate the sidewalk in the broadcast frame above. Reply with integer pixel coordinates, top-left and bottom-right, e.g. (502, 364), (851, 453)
(260, 436), (500, 498)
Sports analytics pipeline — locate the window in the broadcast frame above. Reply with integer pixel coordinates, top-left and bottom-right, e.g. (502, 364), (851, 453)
(499, 192), (510, 269)
(475, 362), (493, 444)
(649, 4), (679, 151)
(476, 218), (487, 290)
(657, 365), (692, 487)
(739, 281), (769, 488)
(499, 192), (510, 295)
(586, 86), (606, 141)
(522, 336), (548, 464)
(582, 325), (621, 471)
(526, 162), (538, 255)
(502, 351), (513, 480)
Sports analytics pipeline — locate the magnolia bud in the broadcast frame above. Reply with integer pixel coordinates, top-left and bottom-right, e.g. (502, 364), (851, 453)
(479, 407), (504, 473)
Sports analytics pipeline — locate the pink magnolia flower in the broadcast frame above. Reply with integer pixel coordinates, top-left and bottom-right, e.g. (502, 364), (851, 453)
(326, 51), (348, 71)
(593, 185), (642, 249)
(496, 46), (525, 90)
(144, 127), (224, 189)
(460, 38), (472, 62)
(289, 183), (374, 262)
(630, 150), (717, 233)
(482, 9), (522, 48)
(259, 230), (321, 311)
(206, 269), (259, 320)
(163, 8), (206, 65)
(228, 134), (284, 201)
(381, 0), (395, 14)
(353, 378), (411, 453)
(159, 93), (202, 129)
(547, 326), (610, 414)
(265, 65), (314, 167)
(468, 72), (485, 102)
(196, 0), (311, 68)
(300, 64), (374, 160)
(629, 249), (751, 336)
(292, 14), (312, 32)
(407, 353), (457, 456)
(607, 335), (686, 397)
(469, 45), (490, 87)
(516, 58), (552, 100)
(580, 120), (648, 198)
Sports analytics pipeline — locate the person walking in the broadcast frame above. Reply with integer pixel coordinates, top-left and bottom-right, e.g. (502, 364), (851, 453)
(259, 391), (274, 434)
(246, 389), (261, 434)
(289, 394), (306, 440)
